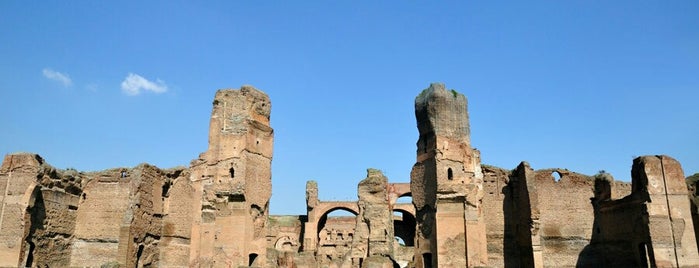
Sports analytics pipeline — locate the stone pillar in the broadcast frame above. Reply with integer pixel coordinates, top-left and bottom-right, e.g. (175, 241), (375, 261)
(190, 85), (274, 267)
(410, 83), (487, 267)
(0, 154), (42, 268)
(633, 155), (699, 267)
(509, 162), (543, 268)
(304, 180), (319, 253)
(355, 169), (394, 267)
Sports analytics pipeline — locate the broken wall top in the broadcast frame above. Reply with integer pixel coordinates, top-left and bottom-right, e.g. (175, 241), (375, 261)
(415, 82), (470, 146)
(0, 153), (44, 173)
(205, 85), (273, 162)
(632, 155), (687, 196)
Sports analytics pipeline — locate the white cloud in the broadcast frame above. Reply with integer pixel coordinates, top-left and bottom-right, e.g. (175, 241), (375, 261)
(42, 68), (72, 87)
(120, 73), (168, 96)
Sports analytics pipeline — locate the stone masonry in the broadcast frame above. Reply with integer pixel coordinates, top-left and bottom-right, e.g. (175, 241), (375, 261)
(1, 83), (698, 267)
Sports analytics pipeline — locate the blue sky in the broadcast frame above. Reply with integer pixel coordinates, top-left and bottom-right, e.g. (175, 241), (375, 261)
(1, 1), (697, 215)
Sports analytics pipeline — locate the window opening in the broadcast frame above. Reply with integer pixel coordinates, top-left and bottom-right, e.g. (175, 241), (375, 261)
(249, 253), (258, 266)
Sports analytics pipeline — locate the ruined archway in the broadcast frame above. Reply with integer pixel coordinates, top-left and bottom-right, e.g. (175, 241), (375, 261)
(312, 203), (359, 237)
(396, 193), (413, 204)
(316, 207), (358, 265)
(317, 207), (358, 241)
(393, 209), (416, 247)
(22, 186), (45, 268)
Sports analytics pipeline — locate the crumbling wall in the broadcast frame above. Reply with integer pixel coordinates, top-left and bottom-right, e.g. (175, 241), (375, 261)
(353, 169), (395, 267)
(410, 83), (487, 267)
(70, 169), (131, 267)
(504, 162), (543, 268)
(0, 153), (89, 267)
(577, 156), (699, 267)
(318, 216), (356, 267)
(0, 153), (185, 268)
(190, 85), (274, 267)
(577, 172), (646, 267)
(303, 180), (320, 255)
(531, 168), (595, 267)
(497, 161), (646, 268)
(481, 165), (510, 267)
(31, 165), (83, 267)
(267, 215), (304, 268)
(0, 153), (45, 267)
(5, 84), (699, 268)
(637, 156), (699, 267)
(119, 165), (184, 268)
(159, 168), (194, 267)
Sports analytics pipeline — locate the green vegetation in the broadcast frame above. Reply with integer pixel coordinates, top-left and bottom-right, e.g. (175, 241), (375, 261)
(417, 88), (430, 99)
(450, 89), (459, 98)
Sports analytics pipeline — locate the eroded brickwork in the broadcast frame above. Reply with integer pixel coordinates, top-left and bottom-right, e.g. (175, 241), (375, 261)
(1, 84), (697, 268)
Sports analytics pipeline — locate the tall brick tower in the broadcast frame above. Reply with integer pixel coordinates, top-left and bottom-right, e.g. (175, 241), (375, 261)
(410, 83), (487, 267)
(190, 85), (274, 267)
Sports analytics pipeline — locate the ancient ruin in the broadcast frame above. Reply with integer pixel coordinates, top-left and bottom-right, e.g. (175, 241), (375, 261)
(1, 83), (698, 267)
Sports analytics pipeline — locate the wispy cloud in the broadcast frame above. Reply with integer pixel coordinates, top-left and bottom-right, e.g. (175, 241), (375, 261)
(42, 68), (72, 87)
(85, 83), (99, 92)
(120, 73), (168, 96)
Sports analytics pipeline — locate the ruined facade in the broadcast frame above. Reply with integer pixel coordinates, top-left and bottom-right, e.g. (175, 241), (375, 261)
(1, 83), (699, 267)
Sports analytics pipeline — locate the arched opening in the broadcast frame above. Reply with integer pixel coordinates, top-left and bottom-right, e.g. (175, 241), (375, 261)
(396, 193), (412, 204)
(317, 207), (358, 263)
(552, 171), (562, 182)
(161, 181), (171, 198)
(447, 168), (453, 180)
(274, 236), (297, 252)
(229, 167), (235, 178)
(393, 209), (416, 247)
(394, 236), (406, 246)
(248, 253), (258, 266)
(24, 187), (45, 267)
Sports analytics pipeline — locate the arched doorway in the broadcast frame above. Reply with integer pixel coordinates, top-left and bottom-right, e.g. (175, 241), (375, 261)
(393, 209), (416, 247)
(316, 208), (358, 265)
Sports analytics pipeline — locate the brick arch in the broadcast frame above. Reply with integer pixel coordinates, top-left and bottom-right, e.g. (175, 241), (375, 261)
(314, 202), (359, 219)
(393, 208), (417, 247)
(393, 206), (415, 220)
(388, 183), (412, 205)
(303, 201), (359, 253)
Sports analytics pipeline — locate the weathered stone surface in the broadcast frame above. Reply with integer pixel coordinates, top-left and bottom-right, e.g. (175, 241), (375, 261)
(357, 169), (394, 258)
(637, 156), (699, 267)
(188, 86), (274, 267)
(1, 84), (697, 268)
(411, 83), (487, 267)
(414, 83), (470, 146)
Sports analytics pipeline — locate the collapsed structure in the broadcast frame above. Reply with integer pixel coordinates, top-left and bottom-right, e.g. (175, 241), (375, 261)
(1, 83), (698, 267)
